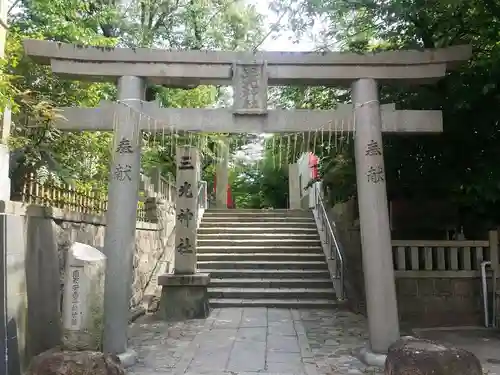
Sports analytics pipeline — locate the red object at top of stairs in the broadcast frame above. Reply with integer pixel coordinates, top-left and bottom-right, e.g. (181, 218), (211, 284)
(213, 175), (235, 208)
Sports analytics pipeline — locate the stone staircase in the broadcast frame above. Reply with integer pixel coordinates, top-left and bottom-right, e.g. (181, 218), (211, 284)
(197, 209), (339, 308)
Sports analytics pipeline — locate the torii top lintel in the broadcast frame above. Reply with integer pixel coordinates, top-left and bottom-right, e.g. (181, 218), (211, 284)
(23, 40), (472, 87)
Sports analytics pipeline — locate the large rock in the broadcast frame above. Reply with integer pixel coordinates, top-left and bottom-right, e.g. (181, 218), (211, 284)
(26, 349), (124, 375)
(385, 336), (482, 375)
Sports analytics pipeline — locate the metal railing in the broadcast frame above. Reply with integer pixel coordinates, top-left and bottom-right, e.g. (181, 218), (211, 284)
(197, 181), (208, 228)
(313, 183), (345, 299)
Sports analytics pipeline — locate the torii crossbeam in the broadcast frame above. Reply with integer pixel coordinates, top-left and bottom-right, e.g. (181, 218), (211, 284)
(53, 101), (443, 134)
(23, 39), (470, 87)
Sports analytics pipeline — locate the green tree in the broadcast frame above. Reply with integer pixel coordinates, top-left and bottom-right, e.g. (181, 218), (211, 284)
(229, 144), (290, 209)
(270, 0), (500, 227)
(6, 0), (264, 195)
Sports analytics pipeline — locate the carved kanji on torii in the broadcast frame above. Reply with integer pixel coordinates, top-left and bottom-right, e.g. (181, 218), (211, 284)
(23, 39), (471, 366)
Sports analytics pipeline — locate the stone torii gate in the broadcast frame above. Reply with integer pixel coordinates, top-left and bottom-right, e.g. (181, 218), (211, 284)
(23, 40), (471, 366)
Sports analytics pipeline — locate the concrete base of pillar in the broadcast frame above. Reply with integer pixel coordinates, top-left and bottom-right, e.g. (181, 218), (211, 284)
(157, 273), (211, 321)
(117, 348), (137, 368)
(358, 346), (387, 368)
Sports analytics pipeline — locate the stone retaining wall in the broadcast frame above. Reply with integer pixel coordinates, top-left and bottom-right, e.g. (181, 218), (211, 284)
(2, 200), (174, 375)
(396, 277), (482, 327)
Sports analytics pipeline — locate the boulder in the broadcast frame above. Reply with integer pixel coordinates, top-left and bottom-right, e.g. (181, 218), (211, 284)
(26, 348), (124, 375)
(385, 336), (482, 375)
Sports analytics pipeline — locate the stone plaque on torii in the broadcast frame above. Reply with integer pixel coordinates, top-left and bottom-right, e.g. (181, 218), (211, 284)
(23, 39), (471, 366)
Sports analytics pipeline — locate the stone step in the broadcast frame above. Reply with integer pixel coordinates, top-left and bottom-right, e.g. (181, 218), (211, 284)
(209, 298), (340, 308)
(208, 287), (336, 300)
(202, 269), (331, 279)
(197, 260), (328, 270)
(199, 221), (317, 228)
(197, 239), (322, 247)
(205, 209), (311, 216)
(197, 246), (324, 254)
(204, 214), (313, 219)
(197, 233), (320, 240)
(209, 278), (334, 288)
(197, 253), (325, 262)
(201, 216), (315, 223)
(206, 209), (307, 212)
(198, 227), (319, 234)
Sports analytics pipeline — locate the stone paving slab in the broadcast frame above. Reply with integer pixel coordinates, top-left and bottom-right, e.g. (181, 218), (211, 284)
(128, 313), (208, 374)
(127, 308), (375, 375)
(298, 309), (382, 375)
(127, 307), (500, 375)
(128, 307), (316, 375)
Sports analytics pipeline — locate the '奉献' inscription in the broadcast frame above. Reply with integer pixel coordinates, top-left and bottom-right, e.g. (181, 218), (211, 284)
(113, 164), (132, 181)
(366, 165), (385, 184)
(115, 137), (134, 154)
(365, 139), (382, 156)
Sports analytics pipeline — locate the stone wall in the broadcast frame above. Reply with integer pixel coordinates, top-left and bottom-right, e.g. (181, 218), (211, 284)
(330, 199), (484, 329)
(45, 203), (174, 309)
(1, 200), (174, 375)
(328, 199), (366, 315)
(396, 277), (482, 327)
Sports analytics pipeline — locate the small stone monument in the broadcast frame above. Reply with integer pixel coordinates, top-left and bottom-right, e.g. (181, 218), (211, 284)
(62, 242), (106, 351)
(385, 336), (482, 375)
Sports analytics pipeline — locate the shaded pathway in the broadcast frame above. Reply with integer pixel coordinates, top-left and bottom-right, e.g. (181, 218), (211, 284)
(128, 308), (380, 375)
(128, 307), (500, 375)
(299, 309), (381, 374)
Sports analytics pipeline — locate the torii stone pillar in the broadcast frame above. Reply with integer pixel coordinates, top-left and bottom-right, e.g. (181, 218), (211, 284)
(353, 78), (399, 365)
(157, 146), (210, 321)
(102, 76), (144, 365)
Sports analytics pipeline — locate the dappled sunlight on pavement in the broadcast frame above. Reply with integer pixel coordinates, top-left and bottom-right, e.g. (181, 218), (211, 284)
(127, 307), (500, 375)
(127, 308), (376, 375)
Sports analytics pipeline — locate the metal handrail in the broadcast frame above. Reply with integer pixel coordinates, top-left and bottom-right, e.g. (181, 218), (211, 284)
(196, 181), (207, 227)
(197, 182), (204, 202)
(314, 183), (345, 299)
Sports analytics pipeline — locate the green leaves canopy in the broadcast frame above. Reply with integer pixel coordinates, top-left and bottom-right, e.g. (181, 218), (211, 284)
(5, 0), (264, 195)
(269, 0), (500, 228)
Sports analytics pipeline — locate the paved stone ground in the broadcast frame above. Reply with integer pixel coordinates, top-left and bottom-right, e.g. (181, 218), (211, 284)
(128, 308), (500, 375)
(128, 307), (378, 375)
(299, 309), (382, 375)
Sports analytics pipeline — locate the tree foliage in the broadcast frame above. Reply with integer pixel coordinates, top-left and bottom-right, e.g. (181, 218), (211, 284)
(269, 0), (500, 228)
(230, 149), (289, 209)
(4, 0), (264, 196)
(7, 0), (500, 225)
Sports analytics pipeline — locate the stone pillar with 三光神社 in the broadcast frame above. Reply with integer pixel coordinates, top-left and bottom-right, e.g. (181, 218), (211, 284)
(157, 146), (210, 321)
